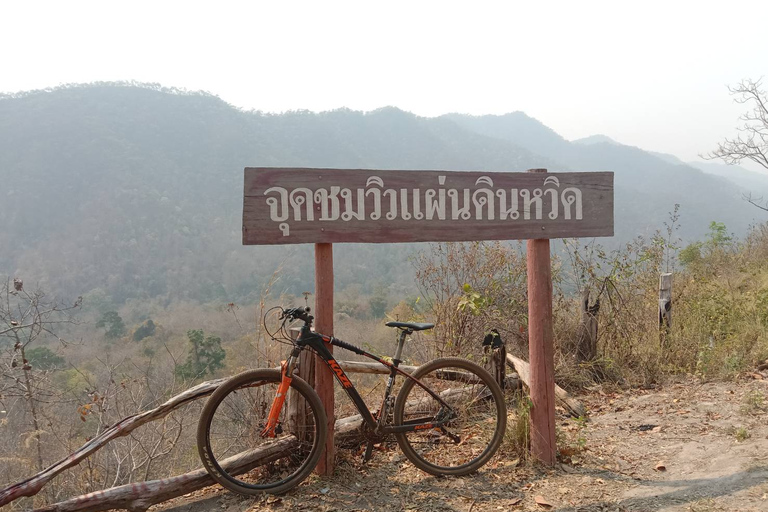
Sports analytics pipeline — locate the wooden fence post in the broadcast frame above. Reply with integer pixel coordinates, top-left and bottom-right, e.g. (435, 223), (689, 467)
(577, 289), (599, 362)
(288, 327), (314, 444)
(483, 329), (507, 389)
(659, 272), (672, 346)
(526, 168), (557, 465)
(314, 243), (335, 475)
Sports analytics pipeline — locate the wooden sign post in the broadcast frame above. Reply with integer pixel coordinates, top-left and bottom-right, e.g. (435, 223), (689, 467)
(526, 169), (557, 464)
(314, 243), (334, 475)
(243, 167), (614, 469)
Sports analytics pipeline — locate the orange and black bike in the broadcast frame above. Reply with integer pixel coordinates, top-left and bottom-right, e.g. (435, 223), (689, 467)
(197, 306), (507, 495)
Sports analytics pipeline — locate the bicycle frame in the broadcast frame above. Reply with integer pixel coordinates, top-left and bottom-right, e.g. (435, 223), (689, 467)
(269, 323), (456, 436)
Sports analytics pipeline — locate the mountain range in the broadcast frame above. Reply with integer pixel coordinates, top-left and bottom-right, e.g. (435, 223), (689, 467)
(0, 83), (765, 305)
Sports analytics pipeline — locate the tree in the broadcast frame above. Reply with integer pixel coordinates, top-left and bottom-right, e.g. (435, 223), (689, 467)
(0, 278), (80, 474)
(96, 311), (126, 339)
(707, 79), (768, 212)
(24, 347), (66, 370)
(679, 221), (733, 267)
(175, 329), (225, 380)
(369, 294), (388, 318)
(132, 319), (156, 341)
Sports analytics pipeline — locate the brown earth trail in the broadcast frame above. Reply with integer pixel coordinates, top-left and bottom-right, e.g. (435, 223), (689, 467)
(155, 379), (768, 512)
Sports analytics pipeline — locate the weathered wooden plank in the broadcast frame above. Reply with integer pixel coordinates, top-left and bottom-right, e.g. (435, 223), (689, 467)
(33, 387), (482, 512)
(33, 438), (300, 512)
(0, 378), (228, 508)
(338, 360), (512, 386)
(243, 168), (614, 245)
(506, 353), (586, 418)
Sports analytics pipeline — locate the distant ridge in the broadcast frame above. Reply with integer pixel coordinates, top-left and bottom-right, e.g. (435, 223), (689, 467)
(572, 134), (621, 146)
(444, 112), (762, 242)
(688, 161), (768, 199)
(0, 83), (763, 303)
(0, 84), (551, 302)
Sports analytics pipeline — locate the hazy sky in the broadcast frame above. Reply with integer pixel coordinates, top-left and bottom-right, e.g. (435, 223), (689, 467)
(3, 1), (767, 171)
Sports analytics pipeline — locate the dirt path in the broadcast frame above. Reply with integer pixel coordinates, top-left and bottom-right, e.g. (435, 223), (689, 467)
(156, 378), (768, 512)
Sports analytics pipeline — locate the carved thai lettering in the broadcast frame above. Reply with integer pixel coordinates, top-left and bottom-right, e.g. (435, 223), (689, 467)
(472, 176), (495, 220)
(448, 188), (471, 220)
(520, 188), (543, 220)
(412, 189), (424, 220)
(425, 187), (446, 220)
(289, 188), (314, 221)
(264, 187), (289, 222)
(543, 176), (561, 220)
(400, 189), (411, 220)
(340, 188), (365, 221)
(561, 187), (583, 220)
(314, 187), (341, 221)
(365, 176), (383, 220)
(383, 188), (398, 220)
(496, 189), (519, 220)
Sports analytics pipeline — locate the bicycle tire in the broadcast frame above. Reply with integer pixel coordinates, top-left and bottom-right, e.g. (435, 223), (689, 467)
(197, 369), (327, 495)
(393, 357), (507, 476)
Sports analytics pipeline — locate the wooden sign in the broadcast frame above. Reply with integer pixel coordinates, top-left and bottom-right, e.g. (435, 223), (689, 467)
(243, 167), (613, 245)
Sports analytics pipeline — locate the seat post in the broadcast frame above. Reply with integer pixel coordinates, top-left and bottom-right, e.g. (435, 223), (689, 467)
(394, 329), (410, 363)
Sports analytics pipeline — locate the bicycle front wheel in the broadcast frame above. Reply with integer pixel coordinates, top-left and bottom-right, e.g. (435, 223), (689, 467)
(393, 357), (507, 476)
(197, 369), (327, 495)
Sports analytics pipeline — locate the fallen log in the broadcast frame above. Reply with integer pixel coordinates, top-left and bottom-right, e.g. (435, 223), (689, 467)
(338, 360), (515, 386)
(30, 383), (479, 512)
(0, 377), (228, 508)
(3, 359), (511, 509)
(33, 437), (299, 512)
(506, 354), (586, 418)
(4, 366), (345, 507)
(337, 360), (418, 374)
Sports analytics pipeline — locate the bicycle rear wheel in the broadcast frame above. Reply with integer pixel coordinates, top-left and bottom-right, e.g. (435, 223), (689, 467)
(393, 357), (506, 476)
(197, 369), (326, 495)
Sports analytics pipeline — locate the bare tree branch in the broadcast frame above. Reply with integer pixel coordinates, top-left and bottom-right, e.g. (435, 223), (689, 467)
(705, 78), (768, 213)
(744, 193), (768, 212)
(32, 438), (299, 512)
(0, 377), (226, 507)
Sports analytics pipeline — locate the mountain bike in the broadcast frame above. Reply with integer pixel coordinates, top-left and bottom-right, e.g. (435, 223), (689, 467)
(197, 306), (507, 495)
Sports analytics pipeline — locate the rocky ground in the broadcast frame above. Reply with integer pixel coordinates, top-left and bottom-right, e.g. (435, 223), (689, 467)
(156, 377), (768, 512)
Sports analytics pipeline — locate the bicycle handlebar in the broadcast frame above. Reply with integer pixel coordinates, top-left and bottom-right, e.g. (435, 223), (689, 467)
(281, 306), (314, 325)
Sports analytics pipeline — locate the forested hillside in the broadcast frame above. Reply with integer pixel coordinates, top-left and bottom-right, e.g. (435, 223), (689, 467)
(0, 83), (762, 304)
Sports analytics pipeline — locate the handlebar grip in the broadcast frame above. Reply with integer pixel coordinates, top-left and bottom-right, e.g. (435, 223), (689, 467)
(283, 306), (313, 323)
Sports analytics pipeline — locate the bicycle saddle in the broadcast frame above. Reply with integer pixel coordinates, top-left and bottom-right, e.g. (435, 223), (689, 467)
(385, 321), (434, 331)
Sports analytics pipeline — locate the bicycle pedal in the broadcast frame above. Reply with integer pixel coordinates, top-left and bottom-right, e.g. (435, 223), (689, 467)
(362, 441), (375, 463)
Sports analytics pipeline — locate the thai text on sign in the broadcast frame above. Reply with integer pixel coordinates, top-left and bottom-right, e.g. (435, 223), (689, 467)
(243, 168), (613, 245)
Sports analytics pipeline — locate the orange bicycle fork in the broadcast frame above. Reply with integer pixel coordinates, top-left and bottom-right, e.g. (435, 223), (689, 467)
(260, 352), (299, 438)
